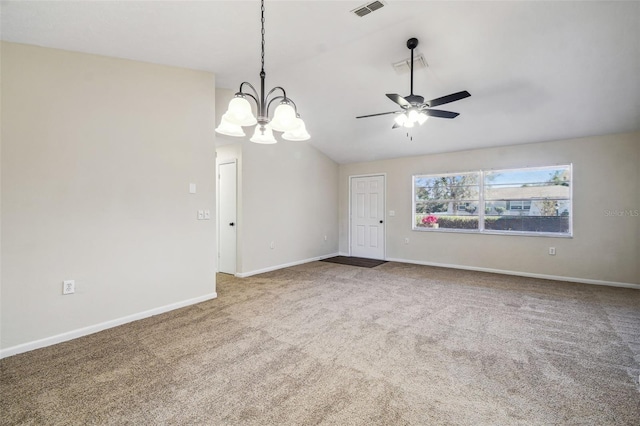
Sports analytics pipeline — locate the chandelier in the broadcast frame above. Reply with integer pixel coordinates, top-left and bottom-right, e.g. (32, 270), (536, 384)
(215, 0), (310, 143)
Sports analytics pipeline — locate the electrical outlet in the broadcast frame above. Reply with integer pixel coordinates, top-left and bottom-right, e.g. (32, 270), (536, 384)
(270, 241), (275, 249)
(549, 247), (556, 256)
(63, 280), (75, 295)
(324, 235), (328, 241)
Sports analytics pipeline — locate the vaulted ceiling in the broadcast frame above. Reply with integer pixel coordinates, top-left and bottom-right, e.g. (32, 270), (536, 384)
(2, 1), (639, 163)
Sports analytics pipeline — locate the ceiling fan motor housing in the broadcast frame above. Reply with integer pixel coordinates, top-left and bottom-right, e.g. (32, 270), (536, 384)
(405, 95), (424, 105)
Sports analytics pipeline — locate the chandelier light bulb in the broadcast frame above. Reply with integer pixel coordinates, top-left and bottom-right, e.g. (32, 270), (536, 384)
(417, 112), (429, 125)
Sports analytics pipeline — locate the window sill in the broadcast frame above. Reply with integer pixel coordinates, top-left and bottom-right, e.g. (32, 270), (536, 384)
(412, 227), (573, 238)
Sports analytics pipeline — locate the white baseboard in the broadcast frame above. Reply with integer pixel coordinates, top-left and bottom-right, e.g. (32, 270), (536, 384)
(236, 252), (339, 278)
(385, 257), (640, 290)
(0, 292), (218, 359)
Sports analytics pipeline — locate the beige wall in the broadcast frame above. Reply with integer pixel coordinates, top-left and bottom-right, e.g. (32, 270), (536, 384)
(1, 42), (217, 352)
(239, 140), (339, 274)
(339, 132), (640, 285)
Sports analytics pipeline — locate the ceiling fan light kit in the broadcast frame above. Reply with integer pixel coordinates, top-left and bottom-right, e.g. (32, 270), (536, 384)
(215, 0), (310, 143)
(357, 37), (470, 130)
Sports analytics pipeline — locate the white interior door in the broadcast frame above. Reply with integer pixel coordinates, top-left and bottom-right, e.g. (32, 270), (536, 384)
(350, 175), (385, 259)
(218, 161), (237, 274)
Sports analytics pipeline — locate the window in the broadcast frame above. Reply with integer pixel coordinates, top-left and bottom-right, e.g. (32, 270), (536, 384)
(413, 165), (572, 236)
(507, 200), (531, 211)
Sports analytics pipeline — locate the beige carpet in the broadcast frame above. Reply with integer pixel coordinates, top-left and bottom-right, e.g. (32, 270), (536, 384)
(1, 261), (639, 425)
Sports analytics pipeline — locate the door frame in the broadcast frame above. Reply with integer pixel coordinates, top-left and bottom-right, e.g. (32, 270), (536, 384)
(348, 173), (387, 259)
(216, 158), (238, 275)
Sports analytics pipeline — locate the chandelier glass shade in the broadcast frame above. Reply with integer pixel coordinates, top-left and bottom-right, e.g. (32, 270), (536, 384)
(269, 102), (298, 132)
(215, 114), (247, 137)
(282, 118), (310, 141)
(224, 97), (258, 127)
(215, 0), (310, 143)
(250, 124), (277, 144)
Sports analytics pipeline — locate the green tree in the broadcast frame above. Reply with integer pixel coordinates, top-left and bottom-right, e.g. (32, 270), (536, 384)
(415, 174), (478, 214)
(548, 170), (570, 186)
(540, 200), (557, 216)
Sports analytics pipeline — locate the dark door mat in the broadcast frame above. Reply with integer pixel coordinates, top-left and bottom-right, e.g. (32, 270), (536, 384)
(321, 256), (387, 268)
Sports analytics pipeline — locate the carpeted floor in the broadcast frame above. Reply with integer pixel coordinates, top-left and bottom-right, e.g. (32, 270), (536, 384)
(1, 261), (639, 425)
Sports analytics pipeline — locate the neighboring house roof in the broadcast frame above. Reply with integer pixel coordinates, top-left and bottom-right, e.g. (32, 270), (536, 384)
(485, 185), (570, 200)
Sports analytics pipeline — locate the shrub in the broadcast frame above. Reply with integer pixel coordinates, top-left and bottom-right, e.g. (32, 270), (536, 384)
(435, 216), (478, 229)
(415, 215), (569, 233)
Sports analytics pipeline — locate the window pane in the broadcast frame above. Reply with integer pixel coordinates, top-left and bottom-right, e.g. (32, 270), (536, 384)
(484, 165), (571, 235)
(414, 171), (480, 231)
(415, 173), (480, 202)
(485, 167), (570, 188)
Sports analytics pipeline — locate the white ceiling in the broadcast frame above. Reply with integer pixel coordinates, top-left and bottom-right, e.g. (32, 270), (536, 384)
(2, 0), (639, 164)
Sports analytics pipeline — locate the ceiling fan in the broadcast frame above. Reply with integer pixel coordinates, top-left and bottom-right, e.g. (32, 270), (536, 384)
(356, 38), (470, 129)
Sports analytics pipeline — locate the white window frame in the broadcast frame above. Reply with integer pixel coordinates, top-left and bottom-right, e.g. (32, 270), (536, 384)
(412, 164), (573, 237)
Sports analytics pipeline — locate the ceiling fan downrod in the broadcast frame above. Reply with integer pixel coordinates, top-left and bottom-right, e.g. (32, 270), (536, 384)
(407, 37), (418, 97)
(404, 38), (424, 106)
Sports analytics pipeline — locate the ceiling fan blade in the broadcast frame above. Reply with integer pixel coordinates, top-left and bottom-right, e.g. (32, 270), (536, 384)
(425, 91), (471, 108)
(424, 109), (460, 119)
(356, 111), (401, 119)
(386, 94), (411, 108)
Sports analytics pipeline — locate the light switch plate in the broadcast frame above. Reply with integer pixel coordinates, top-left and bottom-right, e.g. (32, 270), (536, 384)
(197, 210), (204, 220)
(204, 210), (211, 220)
(189, 183), (196, 194)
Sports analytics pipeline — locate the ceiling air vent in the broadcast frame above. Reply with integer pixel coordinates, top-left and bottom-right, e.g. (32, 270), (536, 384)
(352, 1), (386, 18)
(392, 54), (427, 74)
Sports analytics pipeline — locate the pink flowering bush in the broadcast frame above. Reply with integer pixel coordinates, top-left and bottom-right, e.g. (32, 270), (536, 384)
(421, 215), (438, 225)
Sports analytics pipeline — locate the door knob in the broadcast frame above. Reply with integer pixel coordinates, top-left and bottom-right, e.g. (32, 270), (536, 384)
(379, 220), (383, 224)
(229, 222), (235, 226)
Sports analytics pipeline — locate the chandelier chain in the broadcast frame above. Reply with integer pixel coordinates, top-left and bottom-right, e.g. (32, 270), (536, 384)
(261, 0), (265, 74)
